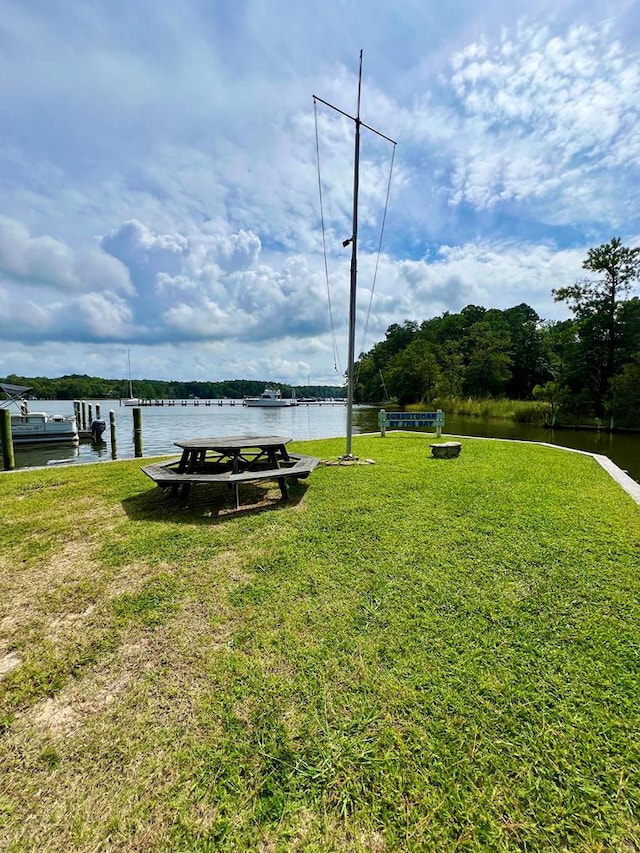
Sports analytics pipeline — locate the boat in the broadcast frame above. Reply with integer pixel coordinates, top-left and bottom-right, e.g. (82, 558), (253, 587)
(245, 387), (297, 407)
(10, 411), (79, 445)
(1, 383), (79, 445)
(121, 349), (140, 406)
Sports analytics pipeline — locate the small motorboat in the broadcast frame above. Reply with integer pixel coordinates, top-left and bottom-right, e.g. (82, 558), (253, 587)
(1, 383), (79, 445)
(9, 410), (79, 445)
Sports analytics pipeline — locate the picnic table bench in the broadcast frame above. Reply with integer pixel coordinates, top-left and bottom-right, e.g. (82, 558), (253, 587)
(141, 435), (320, 508)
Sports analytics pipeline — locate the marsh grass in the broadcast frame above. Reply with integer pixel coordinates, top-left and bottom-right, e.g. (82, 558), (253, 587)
(1, 435), (639, 851)
(408, 397), (552, 424)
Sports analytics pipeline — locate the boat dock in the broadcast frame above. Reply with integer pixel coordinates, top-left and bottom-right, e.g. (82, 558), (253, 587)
(121, 399), (347, 407)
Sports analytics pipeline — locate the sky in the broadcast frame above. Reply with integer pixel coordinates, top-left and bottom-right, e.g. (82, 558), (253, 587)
(1, 0), (639, 387)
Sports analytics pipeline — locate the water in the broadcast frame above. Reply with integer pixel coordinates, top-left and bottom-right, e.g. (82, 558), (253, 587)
(8, 400), (640, 483)
(10, 400), (354, 469)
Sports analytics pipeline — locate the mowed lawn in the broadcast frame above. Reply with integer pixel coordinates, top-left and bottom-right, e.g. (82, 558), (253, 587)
(0, 434), (639, 852)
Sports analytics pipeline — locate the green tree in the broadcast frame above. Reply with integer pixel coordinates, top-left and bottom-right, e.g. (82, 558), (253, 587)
(503, 304), (551, 398)
(618, 297), (640, 364)
(436, 341), (464, 397)
(463, 320), (512, 396)
(553, 238), (640, 413)
(354, 354), (380, 403)
(382, 322), (419, 360)
(532, 381), (562, 425)
(386, 340), (440, 406)
(610, 354), (640, 426)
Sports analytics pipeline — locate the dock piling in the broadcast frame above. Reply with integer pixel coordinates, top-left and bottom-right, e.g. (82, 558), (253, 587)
(0, 408), (15, 470)
(133, 407), (143, 457)
(109, 410), (117, 459)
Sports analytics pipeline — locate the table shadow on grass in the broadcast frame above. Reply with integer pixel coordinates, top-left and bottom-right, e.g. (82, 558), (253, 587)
(121, 480), (308, 525)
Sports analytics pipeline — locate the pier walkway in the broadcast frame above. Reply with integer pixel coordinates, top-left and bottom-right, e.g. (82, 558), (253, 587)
(121, 398), (346, 407)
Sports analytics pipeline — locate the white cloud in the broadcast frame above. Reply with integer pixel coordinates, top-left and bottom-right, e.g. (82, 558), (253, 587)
(51, 293), (134, 340)
(435, 21), (640, 220)
(0, 1), (639, 384)
(0, 217), (132, 293)
(354, 240), (588, 342)
(99, 221), (331, 344)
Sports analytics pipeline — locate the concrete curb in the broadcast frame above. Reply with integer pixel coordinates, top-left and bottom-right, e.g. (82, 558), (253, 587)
(590, 453), (640, 505)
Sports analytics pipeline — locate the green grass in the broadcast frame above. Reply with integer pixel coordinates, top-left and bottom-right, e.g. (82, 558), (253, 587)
(408, 397), (552, 424)
(1, 435), (639, 851)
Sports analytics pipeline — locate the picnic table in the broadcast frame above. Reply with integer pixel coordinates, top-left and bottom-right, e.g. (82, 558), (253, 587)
(141, 434), (320, 508)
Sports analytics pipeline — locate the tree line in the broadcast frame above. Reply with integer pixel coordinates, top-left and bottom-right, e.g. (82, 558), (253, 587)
(354, 238), (640, 426)
(0, 375), (345, 402)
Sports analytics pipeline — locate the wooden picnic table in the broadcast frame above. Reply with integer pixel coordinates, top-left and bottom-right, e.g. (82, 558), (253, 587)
(174, 434), (292, 477)
(142, 434), (320, 508)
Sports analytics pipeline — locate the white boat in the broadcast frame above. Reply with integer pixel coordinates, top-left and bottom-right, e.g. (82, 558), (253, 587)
(245, 387), (297, 407)
(1, 383), (79, 445)
(122, 349), (140, 406)
(10, 411), (79, 445)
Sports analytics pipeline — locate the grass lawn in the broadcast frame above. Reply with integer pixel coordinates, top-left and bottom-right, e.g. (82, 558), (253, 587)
(1, 434), (639, 852)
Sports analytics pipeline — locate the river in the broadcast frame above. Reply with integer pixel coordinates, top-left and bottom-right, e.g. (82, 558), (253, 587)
(7, 399), (640, 484)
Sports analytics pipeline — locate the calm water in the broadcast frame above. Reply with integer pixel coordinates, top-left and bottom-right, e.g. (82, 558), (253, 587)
(8, 400), (640, 483)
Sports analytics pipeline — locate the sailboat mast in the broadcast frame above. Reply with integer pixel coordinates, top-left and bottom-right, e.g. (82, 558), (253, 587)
(127, 349), (133, 398)
(313, 53), (396, 459)
(345, 50), (363, 458)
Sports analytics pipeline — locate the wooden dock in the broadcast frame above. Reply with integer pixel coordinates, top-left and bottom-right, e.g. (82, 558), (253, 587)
(122, 399), (347, 407)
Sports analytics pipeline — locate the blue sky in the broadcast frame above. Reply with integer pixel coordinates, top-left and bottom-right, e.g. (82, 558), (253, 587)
(1, 0), (639, 386)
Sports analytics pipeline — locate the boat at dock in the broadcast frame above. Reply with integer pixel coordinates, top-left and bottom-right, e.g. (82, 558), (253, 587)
(10, 411), (79, 445)
(122, 350), (140, 406)
(1, 383), (79, 445)
(245, 388), (297, 407)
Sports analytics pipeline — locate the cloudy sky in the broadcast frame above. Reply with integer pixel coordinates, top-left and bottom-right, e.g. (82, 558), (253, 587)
(1, 0), (639, 386)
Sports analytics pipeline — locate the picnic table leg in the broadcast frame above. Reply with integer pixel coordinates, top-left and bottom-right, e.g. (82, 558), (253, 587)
(171, 448), (191, 496)
(267, 445), (289, 500)
(277, 478), (289, 500)
(232, 452), (241, 509)
(177, 449), (190, 473)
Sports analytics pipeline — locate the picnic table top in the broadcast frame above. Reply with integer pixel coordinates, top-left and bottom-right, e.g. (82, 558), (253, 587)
(174, 435), (292, 452)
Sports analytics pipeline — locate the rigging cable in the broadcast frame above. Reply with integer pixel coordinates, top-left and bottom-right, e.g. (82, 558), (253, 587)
(355, 142), (397, 383)
(313, 97), (343, 378)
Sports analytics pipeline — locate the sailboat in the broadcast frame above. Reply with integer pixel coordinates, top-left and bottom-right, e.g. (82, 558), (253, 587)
(314, 51), (396, 457)
(122, 350), (140, 406)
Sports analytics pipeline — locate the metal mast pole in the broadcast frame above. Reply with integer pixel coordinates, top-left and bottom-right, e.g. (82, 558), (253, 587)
(345, 50), (363, 458)
(313, 52), (396, 459)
